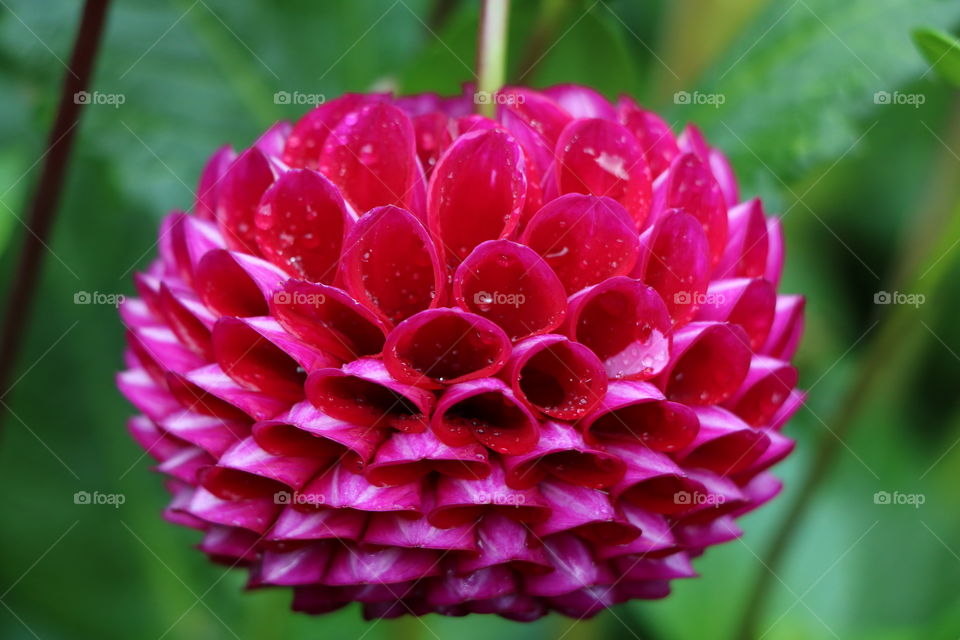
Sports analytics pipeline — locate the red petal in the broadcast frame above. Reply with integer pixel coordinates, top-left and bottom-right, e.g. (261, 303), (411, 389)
(656, 153), (727, 264)
(522, 193), (640, 294)
(427, 129), (527, 266)
(194, 145), (236, 221)
(216, 148), (276, 255)
(255, 169), (351, 283)
(282, 93), (385, 169)
(661, 322), (752, 405)
(556, 118), (652, 229)
(617, 96), (679, 178)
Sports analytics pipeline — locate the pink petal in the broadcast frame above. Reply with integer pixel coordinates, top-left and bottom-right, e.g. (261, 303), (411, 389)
(159, 410), (247, 457)
(497, 87), (572, 173)
(617, 95), (679, 178)
(365, 494), (477, 552)
(427, 565), (516, 607)
(607, 441), (707, 515)
(456, 512), (551, 575)
(325, 543), (440, 585)
(556, 118), (652, 228)
(543, 84), (616, 119)
(532, 479), (639, 544)
(581, 381), (699, 452)
(267, 506), (367, 542)
(195, 249), (288, 318)
(365, 429), (490, 486)
(298, 464), (422, 516)
(452, 239), (567, 341)
(339, 206), (444, 324)
(765, 216), (785, 286)
(186, 486), (279, 534)
(521, 193), (640, 294)
(167, 364), (288, 421)
(200, 436), (323, 499)
(118, 370), (181, 422)
(762, 294), (804, 360)
(565, 276), (672, 380)
(595, 503), (679, 559)
(429, 462), (549, 528)
(659, 322), (752, 405)
(253, 542), (333, 586)
(427, 129), (527, 266)
(524, 533), (613, 597)
(654, 152), (728, 265)
(695, 277), (776, 350)
(255, 168), (352, 283)
(725, 356), (798, 427)
(502, 334), (607, 420)
(431, 377), (540, 455)
(194, 145), (236, 221)
(714, 199), (769, 280)
(282, 93), (386, 169)
(675, 406), (770, 476)
(168, 214), (224, 288)
(215, 147), (277, 255)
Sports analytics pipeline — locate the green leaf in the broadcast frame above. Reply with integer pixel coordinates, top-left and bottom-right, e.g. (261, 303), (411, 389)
(913, 26), (960, 86)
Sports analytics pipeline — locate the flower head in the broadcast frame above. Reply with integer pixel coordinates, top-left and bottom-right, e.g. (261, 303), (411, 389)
(119, 84), (804, 620)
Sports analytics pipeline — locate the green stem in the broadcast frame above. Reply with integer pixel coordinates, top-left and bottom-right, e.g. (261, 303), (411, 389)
(476, 0), (510, 117)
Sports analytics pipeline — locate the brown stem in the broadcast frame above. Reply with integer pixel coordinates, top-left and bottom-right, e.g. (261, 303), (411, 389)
(0, 0), (112, 405)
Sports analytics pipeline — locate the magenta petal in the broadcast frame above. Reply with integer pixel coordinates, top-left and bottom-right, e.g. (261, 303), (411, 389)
(533, 479), (639, 544)
(734, 428), (794, 481)
(168, 214), (224, 288)
(365, 430), (490, 487)
(660, 322), (752, 405)
(637, 210), (712, 325)
(730, 472), (783, 517)
(156, 446), (211, 483)
(127, 325), (205, 382)
(497, 87), (572, 172)
(524, 533), (612, 597)
(199, 525), (259, 564)
(427, 129), (527, 266)
(715, 199), (768, 280)
(615, 552), (697, 581)
(502, 420), (625, 490)
(383, 308), (511, 389)
(581, 381), (699, 452)
(617, 95), (679, 178)
(167, 364), (288, 421)
(607, 440), (707, 515)
(340, 206), (444, 324)
(770, 389), (806, 431)
(201, 436), (323, 499)
(194, 145), (236, 221)
(762, 294), (805, 360)
(676, 407), (770, 476)
(543, 84), (616, 120)
(427, 565), (516, 607)
(253, 400), (384, 470)
(365, 494), (477, 552)
(709, 149), (739, 210)
(654, 153), (727, 265)
(676, 516), (742, 548)
(725, 356), (798, 427)
(521, 194), (640, 294)
(127, 414), (186, 461)
(453, 240), (567, 341)
(432, 378), (540, 455)
(457, 512), (551, 575)
(118, 370), (181, 422)
(695, 277), (776, 350)
(565, 276), (672, 380)
(271, 280), (389, 360)
(187, 486), (279, 534)
(298, 465), (421, 516)
(195, 249), (288, 318)
(216, 147), (277, 255)
(255, 168), (352, 283)
(555, 118), (652, 228)
(765, 216), (785, 286)
(267, 506), (367, 542)
(429, 462), (548, 528)
(595, 503), (679, 559)
(306, 359), (434, 432)
(325, 542), (440, 585)
(159, 410), (246, 457)
(282, 93), (386, 169)
(410, 111), (453, 173)
(254, 542), (333, 586)
(502, 334), (607, 420)
(318, 102), (420, 214)
(157, 284), (215, 359)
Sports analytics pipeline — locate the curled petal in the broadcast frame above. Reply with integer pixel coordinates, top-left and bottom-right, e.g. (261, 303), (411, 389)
(410, 111), (453, 172)
(733, 428), (794, 482)
(383, 308), (511, 389)
(429, 462), (549, 528)
(709, 149), (739, 211)
(607, 441), (707, 515)
(194, 145), (236, 221)
(157, 284), (215, 359)
(659, 322), (752, 405)
(267, 506), (367, 542)
(127, 414), (185, 462)
(765, 216), (785, 286)
(318, 102), (421, 214)
(566, 276), (672, 380)
(199, 525), (259, 565)
(636, 210), (712, 325)
(676, 515), (742, 549)
(159, 410), (246, 457)
(725, 356), (798, 427)
(195, 249), (288, 318)
(186, 486), (279, 534)
(118, 370), (181, 422)
(532, 479), (639, 544)
(617, 96), (679, 178)
(715, 199), (768, 280)
(502, 420), (625, 490)
(365, 493), (477, 552)
(427, 565), (516, 607)
(271, 280), (389, 361)
(524, 533), (614, 597)
(432, 378), (540, 455)
(325, 543), (440, 585)
(502, 334), (607, 420)
(770, 389), (805, 431)
(340, 206), (444, 324)
(253, 542), (333, 587)
(614, 552), (697, 582)
(216, 147), (277, 255)
(200, 436), (323, 499)
(581, 381), (699, 452)
(595, 503), (679, 559)
(675, 407), (770, 476)
(166, 364), (288, 421)
(427, 129), (527, 265)
(762, 294), (805, 360)
(543, 84), (616, 120)
(297, 465), (422, 516)
(521, 194), (640, 294)
(457, 512), (551, 575)
(695, 277), (776, 350)
(453, 240), (567, 341)
(654, 153), (727, 265)
(127, 325), (205, 383)
(497, 87), (572, 173)
(168, 214), (224, 288)
(555, 118), (652, 228)
(255, 168), (352, 283)
(283, 93), (386, 169)
(365, 430), (491, 486)
(306, 359), (435, 432)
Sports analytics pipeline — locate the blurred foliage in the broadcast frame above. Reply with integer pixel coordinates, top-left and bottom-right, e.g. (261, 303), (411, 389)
(914, 26), (960, 87)
(0, 1), (959, 639)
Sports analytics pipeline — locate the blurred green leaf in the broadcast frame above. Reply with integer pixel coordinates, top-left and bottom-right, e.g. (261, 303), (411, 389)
(913, 26), (960, 86)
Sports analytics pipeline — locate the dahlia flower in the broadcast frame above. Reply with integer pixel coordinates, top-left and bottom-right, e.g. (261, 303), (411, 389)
(118, 84), (804, 621)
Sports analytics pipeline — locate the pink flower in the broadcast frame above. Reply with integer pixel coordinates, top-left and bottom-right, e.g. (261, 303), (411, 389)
(118, 84), (804, 620)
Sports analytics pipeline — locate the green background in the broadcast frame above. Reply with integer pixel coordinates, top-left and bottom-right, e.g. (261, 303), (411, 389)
(1, 1), (959, 638)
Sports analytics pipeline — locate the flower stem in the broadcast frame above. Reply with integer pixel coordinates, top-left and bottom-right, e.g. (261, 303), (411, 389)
(476, 0), (510, 117)
(0, 0), (111, 416)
